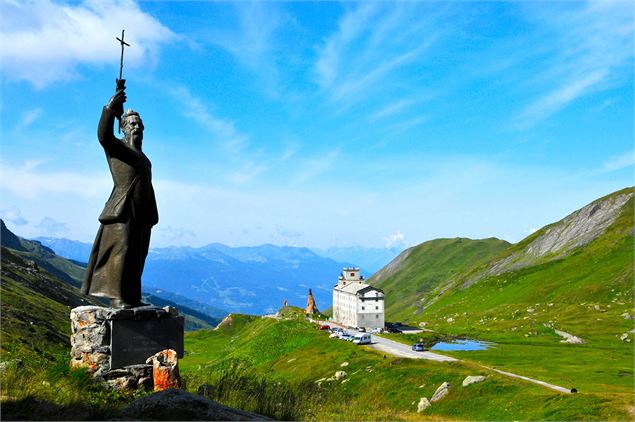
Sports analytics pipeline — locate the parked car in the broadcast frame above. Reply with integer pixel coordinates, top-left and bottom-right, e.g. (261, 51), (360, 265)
(339, 333), (353, 341)
(353, 333), (372, 345)
(329, 332), (341, 338)
(386, 326), (402, 334)
(358, 327), (366, 332)
(412, 343), (425, 351)
(331, 327), (344, 333)
(319, 324), (330, 331)
(370, 327), (383, 334)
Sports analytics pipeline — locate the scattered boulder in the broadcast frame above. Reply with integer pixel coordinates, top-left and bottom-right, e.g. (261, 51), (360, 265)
(446, 317), (454, 323)
(430, 382), (451, 402)
(620, 333), (630, 342)
(462, 375), (487, 387)
(554, 329), (584, 344)
(341, 379), (349, 384)
(104, 364), (153, 391)
(124, 389), (268, 420)
(417, 397), (431, 413)
(0, 359), (24, 373)
(340, 362), (349, 367)
(622, 313), (632, 320)
(334, 371), (347, 380)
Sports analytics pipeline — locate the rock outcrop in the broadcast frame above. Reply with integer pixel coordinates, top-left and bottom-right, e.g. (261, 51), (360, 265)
(417, 397), (431, 413)
(462, 375), (487, 387)
(554, 329), (584, 344)
(124, 389), (269, 420)
(430, 382), (451, 402)
(478, 191), (632, 282)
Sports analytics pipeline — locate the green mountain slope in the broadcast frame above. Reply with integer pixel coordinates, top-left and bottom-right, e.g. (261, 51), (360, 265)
(370, 237), (510, 319)
(1, 220), (86, 288)
(419, 187), (633, 332)
(1, 247), (100, 358)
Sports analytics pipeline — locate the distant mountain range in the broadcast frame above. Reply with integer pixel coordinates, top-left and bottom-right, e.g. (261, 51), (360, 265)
(31, 237), (373, 315)
(310, 246), (402, 274)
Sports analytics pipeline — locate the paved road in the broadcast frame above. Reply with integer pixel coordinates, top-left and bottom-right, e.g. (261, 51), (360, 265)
(320, 321), (570, 394)
(366, 333), (457, 362)
(326, 324), (456, 362)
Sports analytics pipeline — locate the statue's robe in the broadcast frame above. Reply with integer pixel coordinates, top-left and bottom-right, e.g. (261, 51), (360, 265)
(82, 106), (158, 306)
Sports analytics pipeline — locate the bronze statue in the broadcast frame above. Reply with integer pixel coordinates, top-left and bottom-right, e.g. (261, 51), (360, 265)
(82, 81), (158, 309)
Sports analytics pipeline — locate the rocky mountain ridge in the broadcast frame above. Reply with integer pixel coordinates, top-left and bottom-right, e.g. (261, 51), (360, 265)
(476, 189), (633, 284)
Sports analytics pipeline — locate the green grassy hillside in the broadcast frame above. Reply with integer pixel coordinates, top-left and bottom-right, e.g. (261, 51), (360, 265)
(1, 247), (100, 358)
(370, 237), (510, 318)
(367, 187), (634, 413)
(181, 314), (632, 420)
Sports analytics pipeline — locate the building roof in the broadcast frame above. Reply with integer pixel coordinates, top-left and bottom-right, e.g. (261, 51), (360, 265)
(334, 282), (383, 295)
(358, 285), (384, 295)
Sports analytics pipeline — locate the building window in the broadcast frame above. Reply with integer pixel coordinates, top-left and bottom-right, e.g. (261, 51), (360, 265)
(375, 306), (378, 310)
(362, 306), (365, 310)
(376, 315), (379, 318)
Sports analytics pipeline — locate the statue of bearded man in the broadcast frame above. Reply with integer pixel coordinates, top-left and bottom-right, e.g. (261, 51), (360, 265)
(82, 87), (159, 309)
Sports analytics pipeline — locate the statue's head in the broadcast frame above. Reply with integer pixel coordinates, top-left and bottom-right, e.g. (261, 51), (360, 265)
(122, 109), (144, 149)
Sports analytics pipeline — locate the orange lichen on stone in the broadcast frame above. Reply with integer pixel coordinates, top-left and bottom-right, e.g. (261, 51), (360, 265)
(146, 349), (180, 391)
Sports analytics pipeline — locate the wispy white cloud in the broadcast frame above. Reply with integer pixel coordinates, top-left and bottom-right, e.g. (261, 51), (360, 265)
(36, 216), (69, 235)
(0, 160), (110, 199)
(0, 206), (28, 226)
(204, 2), (291, 96)
(516, 70), (608, 129)
(314, 3), (443, 108)
(16, 108), (43, 130)
(599, 151), (635, 173)
(382, 230), (405, 248)
(369, 98), (418, 121)
(169, 85), (249, 155)
(291, 148), (340, 186)
(0, 0), (176, 87)
(514, 1), (634, 128)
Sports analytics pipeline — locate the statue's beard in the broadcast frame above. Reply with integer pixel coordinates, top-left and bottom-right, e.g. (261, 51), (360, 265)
(125, 132), (143, 150)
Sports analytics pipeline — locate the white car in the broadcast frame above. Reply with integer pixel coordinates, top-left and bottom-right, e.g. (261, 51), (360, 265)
(352, 333), (372, 345)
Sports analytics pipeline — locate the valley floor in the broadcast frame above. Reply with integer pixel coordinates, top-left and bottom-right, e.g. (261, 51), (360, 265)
(180, 315), (634, 421)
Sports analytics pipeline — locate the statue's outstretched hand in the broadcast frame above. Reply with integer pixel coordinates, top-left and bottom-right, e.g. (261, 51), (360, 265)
(107, 89), (127, 119)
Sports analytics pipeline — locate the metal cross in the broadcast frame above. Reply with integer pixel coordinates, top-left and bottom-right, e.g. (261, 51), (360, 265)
(116, 29), (130, 81)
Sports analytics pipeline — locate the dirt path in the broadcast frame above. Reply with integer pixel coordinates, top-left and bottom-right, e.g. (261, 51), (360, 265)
(480, 365), (572, 394)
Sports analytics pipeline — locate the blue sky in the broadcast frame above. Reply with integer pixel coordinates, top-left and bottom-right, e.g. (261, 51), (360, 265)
(1, 0), (633, 249)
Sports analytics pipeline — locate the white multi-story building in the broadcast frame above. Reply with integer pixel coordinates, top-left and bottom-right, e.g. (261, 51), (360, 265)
(332, 267), (384, 330)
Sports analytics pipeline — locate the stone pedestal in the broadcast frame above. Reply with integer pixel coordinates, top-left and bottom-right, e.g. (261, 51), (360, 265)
(70, 305), (184, 389)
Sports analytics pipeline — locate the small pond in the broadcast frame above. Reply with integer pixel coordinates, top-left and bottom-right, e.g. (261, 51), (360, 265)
(430, 339), (493, 351)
